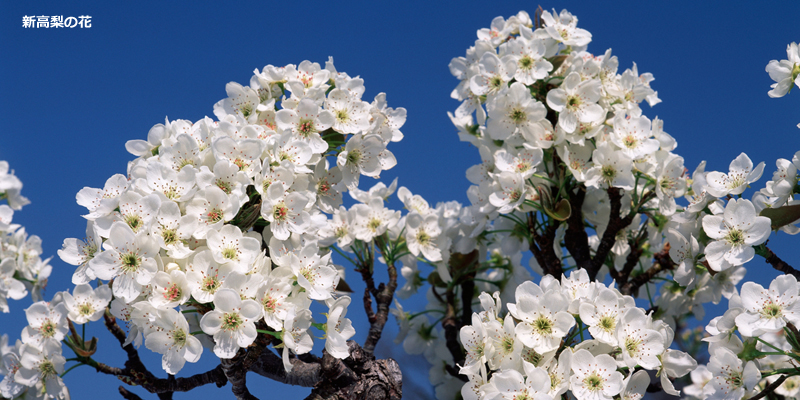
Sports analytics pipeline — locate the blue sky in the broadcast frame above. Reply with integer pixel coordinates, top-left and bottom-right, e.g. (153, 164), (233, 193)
(1, 1), (798, 399)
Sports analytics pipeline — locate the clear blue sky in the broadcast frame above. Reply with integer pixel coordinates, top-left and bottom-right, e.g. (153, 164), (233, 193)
(1, 1), (798, 399)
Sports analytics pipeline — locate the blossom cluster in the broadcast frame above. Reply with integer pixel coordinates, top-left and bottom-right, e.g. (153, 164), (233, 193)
(0, 162), (49, 314)
(379, 8), (800, 400)
(64, 58), (404, 372)
(0, 58), (407, 398)
(0, 163), (64, 399)
(458, 270), (696, 400)
(685, 274), (800, 399)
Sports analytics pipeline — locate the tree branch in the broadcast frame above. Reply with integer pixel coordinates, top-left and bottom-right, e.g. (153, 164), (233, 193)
(750, 375), (787, 400)
(119, 386), (144, 400)
(589, 188), (635, 281)
(619, 246), (675, 296)
(758, 245), (800, 280)
(564, 186), (592, 272)
(249, 349), (322, 387)
(221, 350), (258, 400)
(306, 341), (402, 400)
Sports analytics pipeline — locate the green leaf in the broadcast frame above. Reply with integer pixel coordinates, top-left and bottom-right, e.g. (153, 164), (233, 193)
(545, 198), (572, 221)
(335, 277), (354, 293)
(549, 55), (568, 72)
(759, 204), (800, 230)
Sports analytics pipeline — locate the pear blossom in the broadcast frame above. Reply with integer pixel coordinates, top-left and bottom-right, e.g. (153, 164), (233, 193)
(324, 88), (371, 134)
(539, 9), (592, 47)
(405, 213), (443, 262)
(470, 53), (516, 97)
(324, 296), (355, 359)
(706, 153), (765, 198)
(507, 282), (575, 353)
(707, 347), (761, 400)
(199, 288), (261, 359)
(281, 306), (314, 372)
(735, 275), (800, 336)
(91, 222), (160, 302)
(58, 222), (101, 285)
(486, 82), (547, 140)
(15, 342), (65, 398)
(205, 225), (262, 273)
(569, 349), (623, 400)
(276, 97), (334, 154)
(186, 250), (234, 303)
(62, 284), (112, 324)
(260, 182), (311, 241)
(766, 42), (800, 98)
(546, 72), (604, 133)
(20, 302), (68, 349)
(256, 275), (293, 330)
(145, 308), (203, 375)
(702, 198), (771, 271)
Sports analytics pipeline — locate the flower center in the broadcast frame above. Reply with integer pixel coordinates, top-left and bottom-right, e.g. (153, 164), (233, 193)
(601, 165), (617, 182)
(125, 214), (143, 232)
(725, 228), (745, 246)
(599, 315), (616, 332)
(121, 252), (141, 273)
(222, 247), (238, 260)
(263, 295), (278, 312)
(216, 179), (232, 195)
(761, 302), (783, 319)
(201, 276), (220, 293)
(368, 218), (382, 232)
(625, 337), (641, 357)
(164, 283), (182, 302)
(162, 228), (178, 246)
(416, 230), (431, 246)
(40, 320), (56, 338)
(533, 316), (553, 335)
(79, 303), (95, 316)
(566, 95), (582, 110)
(519, 55), (533, 70)
(221, 312), (243, 331)
(509, 108), (527, 124)
(489, 76), (504, 90)
(298, 119), (315, 137)
(584, 373), (604, 391)
(173, 328), (187, 347)
(39, 360), (57, 378)
(347, 149), (363, 165)
(273, 203), (288, 222)
(336, 110), (350, 124)
(207, 208), (224, 223)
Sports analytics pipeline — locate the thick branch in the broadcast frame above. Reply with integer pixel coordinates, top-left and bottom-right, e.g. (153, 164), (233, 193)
(306, 341), (402, 400)
(102, 311), (227, 395)
(442, 291), (465, 369)
(564, 186), (592, 272)
(589, 188), (635, 281)
(529, 212), (563, 278)
(249, 349), (322, 387)
(221, 350), (258, 400)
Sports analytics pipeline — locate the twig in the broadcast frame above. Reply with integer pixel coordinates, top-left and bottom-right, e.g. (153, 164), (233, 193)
(750, 375), (787, 400)
(758, 245), (800, 280)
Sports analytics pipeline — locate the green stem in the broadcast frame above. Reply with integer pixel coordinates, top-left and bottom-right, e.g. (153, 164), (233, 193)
(257, 329), (282, 339)
(60, 363), (85, 378)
